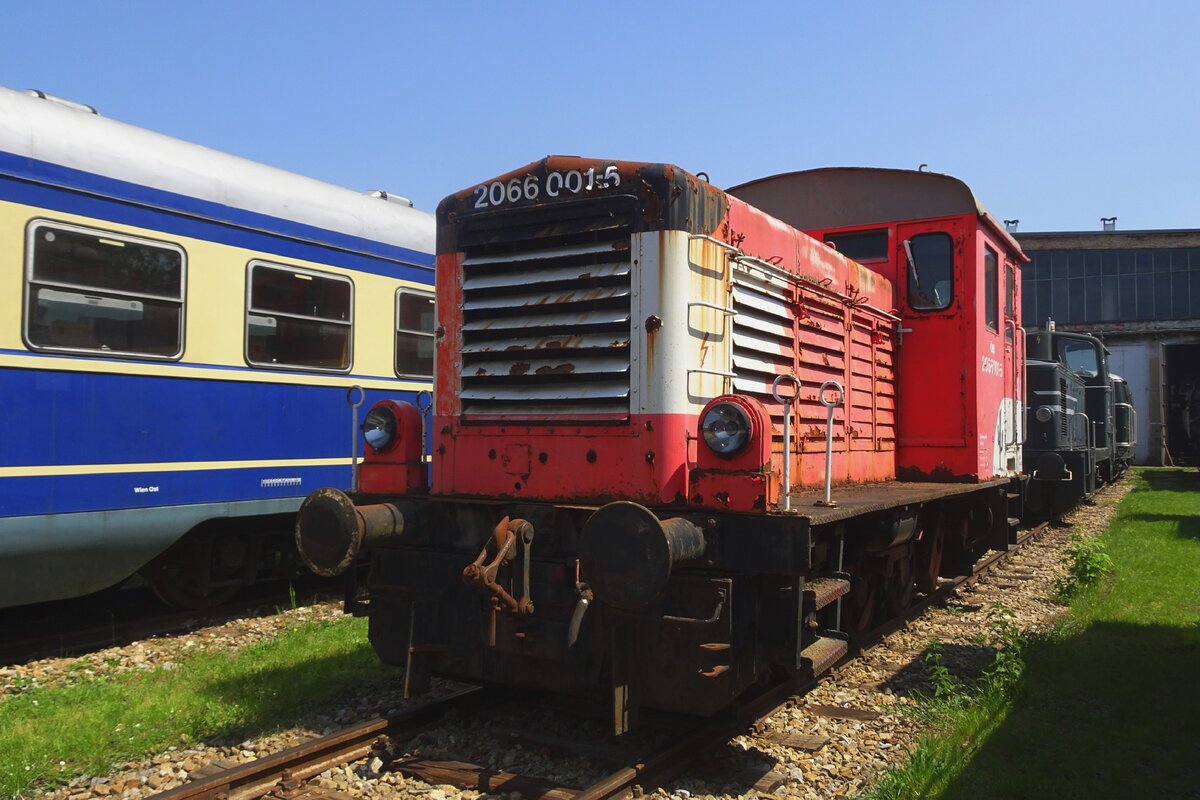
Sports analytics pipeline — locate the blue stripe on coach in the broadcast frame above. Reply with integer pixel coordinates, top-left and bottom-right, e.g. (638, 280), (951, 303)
(0, 367), (401, 466)
(0, 462), (350, 520)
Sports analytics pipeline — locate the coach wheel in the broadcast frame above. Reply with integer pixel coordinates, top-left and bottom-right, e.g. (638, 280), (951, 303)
(142, 535), (242, 610)
(146, 569), (239, 609)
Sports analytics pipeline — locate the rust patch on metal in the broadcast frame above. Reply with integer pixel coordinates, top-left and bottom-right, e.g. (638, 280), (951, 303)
(534, 363), (575, 375)
(508, 363), (530, 375)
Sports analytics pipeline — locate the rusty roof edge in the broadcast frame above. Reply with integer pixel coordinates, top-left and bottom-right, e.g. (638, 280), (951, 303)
(727, 166), (1026, 261)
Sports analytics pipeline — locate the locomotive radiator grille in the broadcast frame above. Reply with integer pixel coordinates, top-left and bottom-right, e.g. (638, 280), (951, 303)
(457, 199), (635, 419)
(1059, 378), (1069, 438)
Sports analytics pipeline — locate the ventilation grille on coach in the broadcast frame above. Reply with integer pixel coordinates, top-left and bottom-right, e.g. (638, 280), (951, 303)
(456, 197), (635, 419)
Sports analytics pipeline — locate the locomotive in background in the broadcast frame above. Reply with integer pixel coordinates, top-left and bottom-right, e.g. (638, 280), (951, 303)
(296, 158), (1033, 732)
(1023, 322), (1135, 517)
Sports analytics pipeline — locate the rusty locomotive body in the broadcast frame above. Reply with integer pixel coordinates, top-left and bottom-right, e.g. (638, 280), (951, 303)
(296, 158), (1027, 731)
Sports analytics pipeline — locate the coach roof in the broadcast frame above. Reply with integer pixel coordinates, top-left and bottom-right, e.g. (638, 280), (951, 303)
(0, 86), (434, 257)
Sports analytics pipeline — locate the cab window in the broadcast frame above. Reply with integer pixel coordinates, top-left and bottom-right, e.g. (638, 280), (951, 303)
(24, 221), (185, 358)
(1058, 339), (1099, 377)
(246, 262), (352, 371)
(1005, 264), (1016, 341)
(905, 232), (954, 311)
(396, 289), (435, 378)
(984, 246), (999, 331)
(824, 229), (888, 262)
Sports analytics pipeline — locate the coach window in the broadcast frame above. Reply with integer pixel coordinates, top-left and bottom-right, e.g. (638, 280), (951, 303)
(395, 289), (435, 378)
(246, 262), (352, 371)
(905, 232), (954, 311)
(24, 221), (184, 358)
(984, 246), (999, 332)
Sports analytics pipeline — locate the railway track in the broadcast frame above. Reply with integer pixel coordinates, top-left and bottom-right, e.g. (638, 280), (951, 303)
(149, 522), (1049, 800)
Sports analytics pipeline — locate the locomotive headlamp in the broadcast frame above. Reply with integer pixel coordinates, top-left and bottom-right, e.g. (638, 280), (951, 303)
(701, 401), (752, 456)
(1034, 406), (1053, 423)
(362, 404), (398, 452)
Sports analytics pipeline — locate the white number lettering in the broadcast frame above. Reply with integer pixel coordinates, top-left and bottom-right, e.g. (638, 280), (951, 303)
(474, 166), (622, 211)
(489, 181), (505, 206)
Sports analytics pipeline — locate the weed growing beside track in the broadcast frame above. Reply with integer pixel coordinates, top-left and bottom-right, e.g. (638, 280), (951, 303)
(0, 615), (398, 797)
(862, 468), (1200, 800)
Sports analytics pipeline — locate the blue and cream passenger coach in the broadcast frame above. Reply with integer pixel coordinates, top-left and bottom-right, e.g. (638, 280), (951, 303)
(0, 87), (435, 608)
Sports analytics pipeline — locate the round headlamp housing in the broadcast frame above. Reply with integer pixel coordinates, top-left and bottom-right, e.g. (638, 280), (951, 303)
(1034, 406), (1053, 423)
(701, 401), (753, 456)
(362, 403), (398, 453)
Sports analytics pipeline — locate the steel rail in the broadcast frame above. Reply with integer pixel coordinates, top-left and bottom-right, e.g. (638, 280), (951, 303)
(152, 686), (488, 800)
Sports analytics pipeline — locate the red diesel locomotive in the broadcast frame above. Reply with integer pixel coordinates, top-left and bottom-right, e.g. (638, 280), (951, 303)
(295, 159), (1027, 732)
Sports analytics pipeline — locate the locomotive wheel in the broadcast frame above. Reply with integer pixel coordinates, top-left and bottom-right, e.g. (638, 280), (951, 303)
(846, 566), (881, 635)
(915, 526), (945, 594)
(883, 555), (916, 617)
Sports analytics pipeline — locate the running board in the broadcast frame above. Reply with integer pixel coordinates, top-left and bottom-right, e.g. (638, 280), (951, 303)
(801, 636), (848, 676)
(804, 577), (851, 612)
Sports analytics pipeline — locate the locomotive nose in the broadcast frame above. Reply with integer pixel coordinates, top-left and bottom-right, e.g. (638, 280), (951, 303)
(578, 501), (707, 610)
(294, 487), (408, 577)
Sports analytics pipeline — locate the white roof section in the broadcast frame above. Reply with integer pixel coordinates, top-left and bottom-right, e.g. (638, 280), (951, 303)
(0, 87), (434, 258)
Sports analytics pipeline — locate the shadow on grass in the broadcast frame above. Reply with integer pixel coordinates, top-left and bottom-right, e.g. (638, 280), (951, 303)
(937, 620), (1200, 800)
(193, 649), (404, 746)
(1120, 512), (1200, 541)
(1138, 468), (1200, 493)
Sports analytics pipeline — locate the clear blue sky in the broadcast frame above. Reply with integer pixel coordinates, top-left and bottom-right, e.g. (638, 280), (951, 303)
(2, 1), (1195, 232)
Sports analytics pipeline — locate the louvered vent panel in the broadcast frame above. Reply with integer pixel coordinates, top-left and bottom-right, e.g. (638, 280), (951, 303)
(456, 199), (634, 418)
(1059, 378), (1069, 438)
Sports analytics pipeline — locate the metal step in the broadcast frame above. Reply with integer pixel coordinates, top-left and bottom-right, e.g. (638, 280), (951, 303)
(1008, 517), (1021, 528)
(804, 578), (851, 612)
(800, 636), (848, 676)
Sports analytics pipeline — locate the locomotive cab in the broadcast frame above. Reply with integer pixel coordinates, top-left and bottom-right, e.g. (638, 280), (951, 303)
(729, 167), (1027, 484)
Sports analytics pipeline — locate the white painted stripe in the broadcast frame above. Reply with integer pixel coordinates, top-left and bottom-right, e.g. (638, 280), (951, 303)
(0, 456), (352, 479)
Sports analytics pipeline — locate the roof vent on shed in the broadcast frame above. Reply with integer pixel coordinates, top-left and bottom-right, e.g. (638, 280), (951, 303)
(365, 190), (414, 208)
(24, 89), (99, 115)
(1101, 216), (1117, 231)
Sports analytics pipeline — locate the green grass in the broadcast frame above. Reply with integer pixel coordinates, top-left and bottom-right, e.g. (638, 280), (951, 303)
(0, 615), (400, 797)
(864, 468), (1200, 800)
